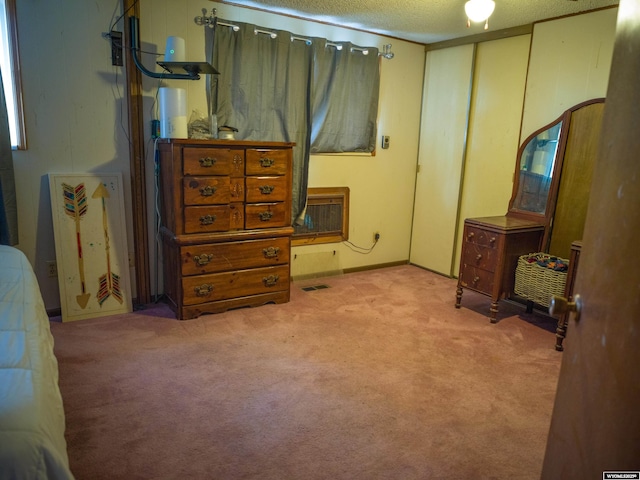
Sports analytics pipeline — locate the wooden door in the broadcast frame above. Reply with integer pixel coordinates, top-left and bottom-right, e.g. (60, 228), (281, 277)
(541, 1), (640, 477)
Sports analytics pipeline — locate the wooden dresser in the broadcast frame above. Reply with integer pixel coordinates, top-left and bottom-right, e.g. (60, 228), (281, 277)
(455, 216), (544, 322)
(455, 99), (603, 324)
(158, 138), (295, 320)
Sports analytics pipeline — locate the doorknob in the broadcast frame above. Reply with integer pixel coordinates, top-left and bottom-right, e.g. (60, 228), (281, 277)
(549, 294), (582, 322)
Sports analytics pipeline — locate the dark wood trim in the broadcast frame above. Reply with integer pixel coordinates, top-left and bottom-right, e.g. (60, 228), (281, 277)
(425, 24), (533, 51)
(123, 0), (151, 305)
(342, 260), (408, 275)
(425, 5), (618, 52)
(531, 5), (618, 30)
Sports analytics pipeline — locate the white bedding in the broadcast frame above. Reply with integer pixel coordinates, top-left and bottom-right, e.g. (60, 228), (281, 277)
(0, 245), (74, 479)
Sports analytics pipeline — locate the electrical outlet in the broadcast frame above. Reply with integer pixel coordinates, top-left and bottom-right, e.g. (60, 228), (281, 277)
(374, 232), (381, 241)
(111, 31), (123, 66)
(46, 261), (57, 278)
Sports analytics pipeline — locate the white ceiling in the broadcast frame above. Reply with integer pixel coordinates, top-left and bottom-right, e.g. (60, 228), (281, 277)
(220, 0), (618, 44)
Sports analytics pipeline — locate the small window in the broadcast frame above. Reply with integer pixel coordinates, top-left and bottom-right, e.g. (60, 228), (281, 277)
(1, 0), (25, 149)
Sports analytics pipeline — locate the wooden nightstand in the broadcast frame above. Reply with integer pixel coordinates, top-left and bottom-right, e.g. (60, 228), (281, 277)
(456, 215), (544, 322)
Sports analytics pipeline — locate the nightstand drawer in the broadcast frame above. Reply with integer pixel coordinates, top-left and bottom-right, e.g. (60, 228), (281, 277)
(461, 244), (499, 272)
(464, 226), (499, 248)
(180, 237), (290, 275)
(182, 265), (290, 305)
(183, 177), (230, 205)
(183, 147), (244, 176)
(459, 265), (494, 295)
(245, 203), (288, 229)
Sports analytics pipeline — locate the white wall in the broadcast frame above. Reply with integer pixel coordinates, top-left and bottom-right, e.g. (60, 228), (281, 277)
(12, 1), (134, 308)
(521, 8), (618, 140)
(12, 0), (425, 310)
(11, 0), (617, 311)
(411, 8), (618, 278)
(139, 1), (427, 286)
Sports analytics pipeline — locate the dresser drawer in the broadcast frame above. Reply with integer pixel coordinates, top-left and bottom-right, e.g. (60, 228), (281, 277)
(459, 265), (494, 295)
(246, 149), (290, 175)
(183, 147), (244, 176)
(182, 265), (290, 305)
(461, 244), (499, 272)
(464, 226), (499, 248)
(184, 204), (244, 233)
(180, 237), (290, 275)
(245, 203), (288, 229)
(183, 177), (230, 205)
(245, 176), (288, 203)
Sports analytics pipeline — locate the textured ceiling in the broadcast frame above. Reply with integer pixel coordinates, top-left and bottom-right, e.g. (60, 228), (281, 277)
(221, 0), (619, 44)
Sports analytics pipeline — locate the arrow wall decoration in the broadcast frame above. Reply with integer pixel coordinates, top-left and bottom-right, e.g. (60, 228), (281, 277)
(62, 182), (91, 309)
(93, 182), (123, 306)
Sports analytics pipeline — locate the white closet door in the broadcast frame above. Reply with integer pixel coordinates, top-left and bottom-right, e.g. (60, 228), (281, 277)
(409, 44), (474, 276)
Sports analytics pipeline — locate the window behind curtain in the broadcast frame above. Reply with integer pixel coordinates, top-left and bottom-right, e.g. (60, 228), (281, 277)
(207, 22), (314, 224)
(311, 43), (380, 153)
(207, 21), (380, 223)
(209, 22), (380, 154)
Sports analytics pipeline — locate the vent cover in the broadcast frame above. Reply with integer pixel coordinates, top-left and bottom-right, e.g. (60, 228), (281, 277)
(292, 187), (349, 246)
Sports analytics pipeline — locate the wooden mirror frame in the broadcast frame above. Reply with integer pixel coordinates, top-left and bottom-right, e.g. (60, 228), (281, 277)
(507, 98), (605, 253)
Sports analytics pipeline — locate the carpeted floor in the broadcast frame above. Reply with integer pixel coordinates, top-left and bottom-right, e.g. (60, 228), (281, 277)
(50, 265), (562, 479)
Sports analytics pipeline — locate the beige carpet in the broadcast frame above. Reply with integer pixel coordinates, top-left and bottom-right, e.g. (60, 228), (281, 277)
(50, 265), (562, 479)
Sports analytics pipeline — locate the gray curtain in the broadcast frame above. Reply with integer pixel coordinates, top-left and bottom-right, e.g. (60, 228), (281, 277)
(311, 44), (380, 153)
(206, 22), (313, 224)
(0, 68), (18, 246)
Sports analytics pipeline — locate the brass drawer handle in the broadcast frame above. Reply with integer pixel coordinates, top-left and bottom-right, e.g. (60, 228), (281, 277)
(200, 185), (217, 197)
(263, 275), (279, 287)
(489, 237), (496, 243)
(200, 214), (217, 225)
(467, 232), (475, 240)
(259, 157), (275, 167)
(193, 253), (213, 266)
(259, 185), (275, 194)
(194, 284), (214, 297)
(199, 156), (217, 167)
(473, 276), (480, 284)
(259, 211), (273, 221)
(263, 246), (280, 258)
(476, 254), (482, 261)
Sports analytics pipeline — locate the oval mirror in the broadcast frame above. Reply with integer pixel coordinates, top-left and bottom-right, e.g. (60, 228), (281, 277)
(510, 120), (563, 215)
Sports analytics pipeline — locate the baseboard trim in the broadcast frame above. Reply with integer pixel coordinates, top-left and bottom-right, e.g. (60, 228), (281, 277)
(408, 262), (456, 279)
(342, 260), (409, 275)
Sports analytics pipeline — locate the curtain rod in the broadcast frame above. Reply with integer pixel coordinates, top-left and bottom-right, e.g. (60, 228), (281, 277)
(218, 21), (239, 31)
(194, 8), (393, 58)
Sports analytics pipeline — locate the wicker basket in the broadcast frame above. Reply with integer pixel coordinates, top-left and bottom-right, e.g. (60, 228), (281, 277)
(514, 253), (569, 308)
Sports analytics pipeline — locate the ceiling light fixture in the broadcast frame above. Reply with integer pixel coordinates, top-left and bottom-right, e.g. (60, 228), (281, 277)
(465, 0), (495, 30)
